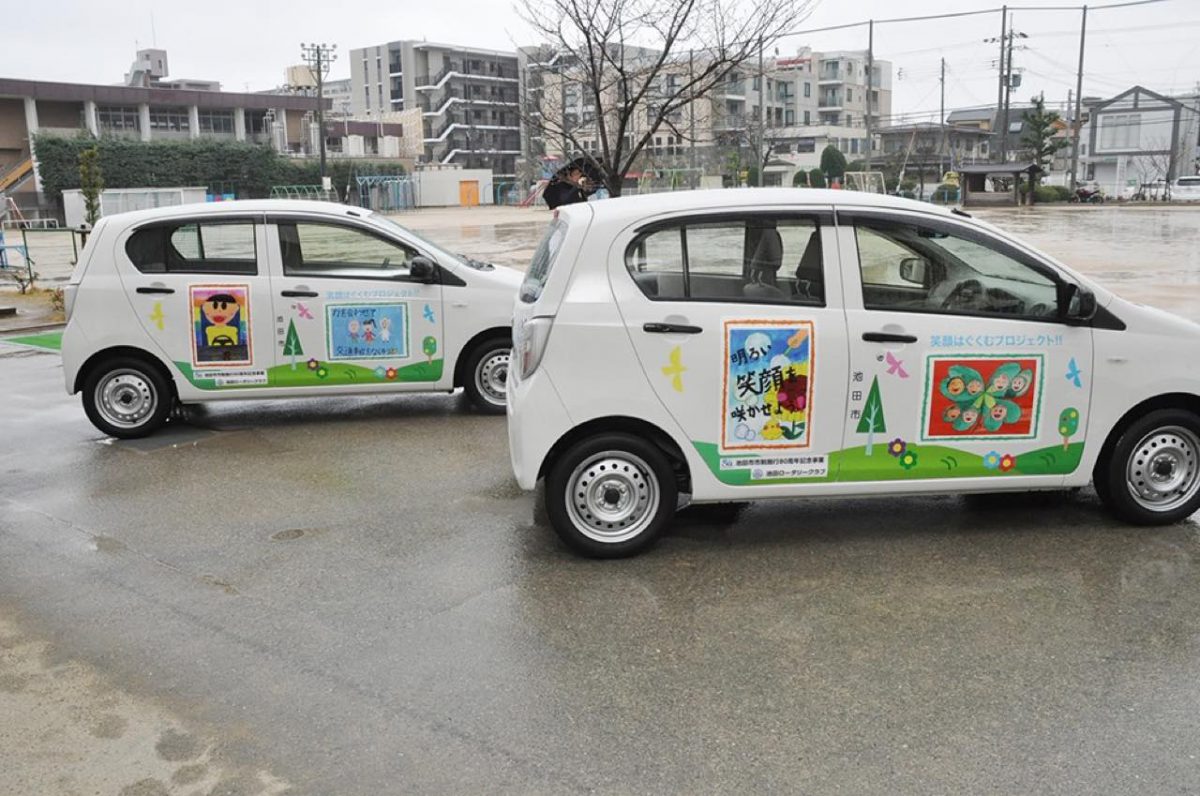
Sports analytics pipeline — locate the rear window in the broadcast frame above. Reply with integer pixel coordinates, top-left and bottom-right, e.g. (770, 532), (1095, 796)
(520, 218), (568, 303)
(126, 220), (257, 274)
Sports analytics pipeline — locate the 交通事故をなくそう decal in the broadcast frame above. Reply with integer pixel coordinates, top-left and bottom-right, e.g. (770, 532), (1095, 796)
(190, 284), (252, 367)
(922, 354), (1043, 441)
(722, 320), (814, 451)
(326, 303), (408, 361)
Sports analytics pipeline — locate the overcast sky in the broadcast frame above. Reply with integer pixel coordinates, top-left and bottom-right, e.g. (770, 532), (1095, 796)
(5, 0), (1198, 120)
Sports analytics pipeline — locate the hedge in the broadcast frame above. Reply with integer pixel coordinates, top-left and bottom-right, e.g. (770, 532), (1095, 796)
(32, 134), (406, 203)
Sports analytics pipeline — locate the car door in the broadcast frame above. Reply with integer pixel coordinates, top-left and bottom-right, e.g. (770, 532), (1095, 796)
(262, 217), (445, 392)
(612, 208), (851, 496)
(837, 209), (1094, 487)
(121, 215), (276, 394)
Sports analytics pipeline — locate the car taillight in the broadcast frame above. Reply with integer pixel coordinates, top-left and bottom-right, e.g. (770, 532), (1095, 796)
(517, 316), (554, 379)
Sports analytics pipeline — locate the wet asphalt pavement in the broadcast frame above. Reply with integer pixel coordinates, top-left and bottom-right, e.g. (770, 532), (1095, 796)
(4, 339), (1200, 794)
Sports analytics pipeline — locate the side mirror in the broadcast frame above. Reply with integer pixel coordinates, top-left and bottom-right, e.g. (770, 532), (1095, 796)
(1065, 284), (1097, 322)
(408, 256), (437, 283)
(899, 257), (930, 287)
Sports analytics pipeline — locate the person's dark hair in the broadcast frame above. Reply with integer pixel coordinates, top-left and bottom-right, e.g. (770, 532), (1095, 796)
(206, 293), (238, 304)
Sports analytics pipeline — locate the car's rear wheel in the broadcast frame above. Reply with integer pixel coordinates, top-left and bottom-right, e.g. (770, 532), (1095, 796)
(1096, 409), (1200, 525)
(545, 433), (678, 558)
(81, 356), (173, 438)
(462, 337), (510, 414)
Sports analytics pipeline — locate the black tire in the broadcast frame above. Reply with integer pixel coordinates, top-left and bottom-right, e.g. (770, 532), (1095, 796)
(81, 356), (173, 439)
(1094, 408), (1200, 525)
(461, 337), (510, 414)
(545, 433), (678, 558)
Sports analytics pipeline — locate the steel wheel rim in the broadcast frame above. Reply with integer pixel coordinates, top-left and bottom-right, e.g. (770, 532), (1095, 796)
(565, 450), (660, 543)
(475, 348), (510, 406)
(95, 369), (157, 429)
(1125, 425), (1200, 512)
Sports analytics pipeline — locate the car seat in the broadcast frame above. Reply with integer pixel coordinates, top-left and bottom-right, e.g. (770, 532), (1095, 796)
(743, 228), (785, 300)
(793, 233), (824, 302)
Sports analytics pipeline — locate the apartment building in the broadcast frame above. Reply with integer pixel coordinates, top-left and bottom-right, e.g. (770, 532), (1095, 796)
(520, 45), (894, 179)
(350, 40), (521, 177)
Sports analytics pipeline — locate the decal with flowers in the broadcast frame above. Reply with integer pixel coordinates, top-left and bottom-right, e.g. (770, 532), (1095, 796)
(899, 449), (919, 470)
(887, 438), (907, 458)
(999, 454), (1016, 472)
(721, 320), (815, 451)
(307, 358), (320, 371)
(982, 451), (1002, 470)
(922, 354), (1043, 442)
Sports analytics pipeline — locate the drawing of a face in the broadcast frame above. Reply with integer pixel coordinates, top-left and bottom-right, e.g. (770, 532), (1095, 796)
(961, 408), (980, 426)
(967, 378), (984, 396)
(989, 373), (1010, 393)
(363, 319), (377, 334)
(990, 405), (1008, 423)
(349, 319), (360, 335)
(1011, 369), (1033, 396)
(946, 376), (965, 397)
(380, 317), (390, 331)
(943, 405), (962, 422)
(201, 294), (240, 326)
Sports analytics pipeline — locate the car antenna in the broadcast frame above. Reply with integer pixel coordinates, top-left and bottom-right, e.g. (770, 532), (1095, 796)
(951, 207), (972, 218)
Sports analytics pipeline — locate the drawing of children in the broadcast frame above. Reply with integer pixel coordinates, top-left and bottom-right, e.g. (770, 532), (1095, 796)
(380, 316), (391, 343)
(362, 318), (377, 344)
(348, 319), (360, 342)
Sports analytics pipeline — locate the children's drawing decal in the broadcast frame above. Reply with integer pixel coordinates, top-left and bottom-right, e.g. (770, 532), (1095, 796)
(149, 301), (165, 331)
(922, 354), (1043, 441)
(190, 285), (251, 367)
(1066, 356), (1083, 388)
(1059, 407), (1080, 449)
(721, 320), (814, 451)
(326, 303), (408, 361)
(856, 376), (887, 454)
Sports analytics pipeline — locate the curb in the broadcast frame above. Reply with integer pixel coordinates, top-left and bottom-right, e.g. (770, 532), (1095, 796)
(0, 322), (65, 336)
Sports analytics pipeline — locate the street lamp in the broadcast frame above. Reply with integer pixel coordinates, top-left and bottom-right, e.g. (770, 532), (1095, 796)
(300, 42), (338, 186)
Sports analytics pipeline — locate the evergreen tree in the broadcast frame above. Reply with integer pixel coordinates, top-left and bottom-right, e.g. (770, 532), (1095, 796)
(1021, 94), (1069, 186)
(283, 319), (304, 370)
(856, 376), (887, 455)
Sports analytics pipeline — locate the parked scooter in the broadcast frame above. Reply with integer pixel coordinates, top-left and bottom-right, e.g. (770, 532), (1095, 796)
(1069, 186), (1106, 203)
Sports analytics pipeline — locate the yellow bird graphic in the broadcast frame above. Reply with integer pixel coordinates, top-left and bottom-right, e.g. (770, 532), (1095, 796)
(661, 346), (686, 392)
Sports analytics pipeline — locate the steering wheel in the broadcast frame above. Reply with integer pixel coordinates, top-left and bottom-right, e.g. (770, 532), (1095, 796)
(941, 279), (984, 310)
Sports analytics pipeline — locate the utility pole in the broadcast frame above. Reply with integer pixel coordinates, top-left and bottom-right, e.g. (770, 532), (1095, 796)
(991, 7), (1007, 162)
(1069, 5), (1088, 189)
(999, 23), (1025, 163)
(939, 57), (946, 175)
(757, 36), (766, 186)
(865, 19), (874, 171)
(689, 48), (696, 172)
(300, 42), (337, 186)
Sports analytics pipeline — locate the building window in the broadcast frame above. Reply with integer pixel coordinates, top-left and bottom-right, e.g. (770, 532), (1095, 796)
(1099, 113), (1142, 150)
(803, 110), (810, 125)
(786, 110), (795, 125)
(198, 110), (234, 134)
(846, 88), (853, 102)
(149, 106), (189, 132)
(98, 105), (140, 132)
(803, 82), (811, 98)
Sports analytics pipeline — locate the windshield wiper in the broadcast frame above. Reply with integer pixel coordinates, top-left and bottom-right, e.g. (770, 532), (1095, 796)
(458, 254), (494, 270)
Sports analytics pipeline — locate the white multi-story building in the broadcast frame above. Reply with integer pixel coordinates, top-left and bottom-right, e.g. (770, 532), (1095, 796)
(350, 40), (521, 177)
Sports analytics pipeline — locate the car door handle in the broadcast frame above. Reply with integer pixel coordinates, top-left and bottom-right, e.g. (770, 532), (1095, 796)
(135, 286), (174, 295)
(862, 332), (918, 344)
(280, 290), (318, 298)
(644, 322), (703, 335)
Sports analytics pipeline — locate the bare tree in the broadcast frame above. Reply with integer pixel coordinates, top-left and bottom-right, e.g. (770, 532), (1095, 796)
(517, 0), (815, 196)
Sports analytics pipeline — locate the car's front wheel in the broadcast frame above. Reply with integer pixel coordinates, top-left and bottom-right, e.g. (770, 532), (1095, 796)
(545, 433), (678, 557)
(81, 357), (173, 438)
(462, 337), (510, 414)
(1096, 408), (1200, 524)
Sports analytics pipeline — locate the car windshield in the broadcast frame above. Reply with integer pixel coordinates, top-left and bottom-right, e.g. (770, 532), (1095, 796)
(369, 213), (474, 268)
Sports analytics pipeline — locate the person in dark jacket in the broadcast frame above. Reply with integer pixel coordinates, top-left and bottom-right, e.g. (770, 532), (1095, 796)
(543, 166), (595, 209)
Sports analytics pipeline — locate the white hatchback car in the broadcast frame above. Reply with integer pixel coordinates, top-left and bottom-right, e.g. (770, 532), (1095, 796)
(510, 189), (1200, 557)
(63, 200), (521, 437)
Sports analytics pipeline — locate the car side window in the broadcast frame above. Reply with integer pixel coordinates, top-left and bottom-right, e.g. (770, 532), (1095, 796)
(855, 219), (1059, 319)
(625, 216), (824, 305)
(126, 221), (257, 275)
(278, 222), (419, 279)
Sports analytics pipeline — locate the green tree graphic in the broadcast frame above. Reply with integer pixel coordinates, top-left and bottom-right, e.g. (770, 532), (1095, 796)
(422, 335), (437, 364)
(1058, 407), (1080, 451)
(283, 319), (304, 370)
(856, 376), (887, 455)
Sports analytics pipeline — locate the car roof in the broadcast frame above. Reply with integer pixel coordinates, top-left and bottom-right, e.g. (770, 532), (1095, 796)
(559, 188), (958, 227)
(98, 199), (368, 227)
